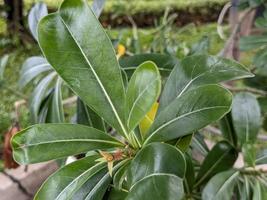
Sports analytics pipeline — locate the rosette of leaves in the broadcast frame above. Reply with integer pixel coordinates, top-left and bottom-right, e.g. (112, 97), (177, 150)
(11, 0), (253, 199)
(201, 92), (267, 200)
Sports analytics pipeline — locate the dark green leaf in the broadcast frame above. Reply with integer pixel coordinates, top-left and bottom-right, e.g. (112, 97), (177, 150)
(159, 55), (253, 112)
(144, 85), (232, 144)
(126, 174), (184, 200)
(11, 124), (124, 164)
(219, 113), (237, 147)
(176, 134), (193, 153)
(38, 0), (128, 137)
(127, 143), (185, 187)
(202, 170), (239, 200)
(232, 92), (261, 146)
(34, 155), (106, 199)
(184, 153), (195, 194)
(108, 188), (128, 200)
(195, 141), (238, 187)
(113, 160), (131, 190)
(126, 61), (161, 132)
(76, 98), (106, 131)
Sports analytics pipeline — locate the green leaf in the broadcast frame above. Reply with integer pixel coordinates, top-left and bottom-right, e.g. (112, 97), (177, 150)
(195, 141), (238, 187)
(184, 153), (195, 194)
(176, 134), (193, 153)
(219, 113), (237, 147)
(256, 149), (267, 165)
(126, 61), (161, 132)
(19, 56), (52, 89)
(202, 170), (239, 200)
(34, 155), (106, 200)
(159, 55), (253, 112)
(11, 124), (124, 164)
(240, 35), (267, 51)
(191, 133), (209, 156)
(144, 85), (232, 144)
(242, 143), (257, 167)
(232, 92), (261, 146)
(252, 180), (266, 200)
(76, 98), (106, 132)
(30, 72), (57, 123)
(127, 143), (185, 188)
(108, 188), (128, 200)
(28, 2), (48, 40)
(74, 160), (127, 200)
(126, 174), (184, 200)
(38, 0), (128, 138)
(45, 78), (65, 123)
(119, 53), (178, 78)
(113, 160), (131, 190)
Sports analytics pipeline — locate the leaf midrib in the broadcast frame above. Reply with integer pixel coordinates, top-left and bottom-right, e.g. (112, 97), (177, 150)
(146, 106), (229, 143)
(127, 78), (158, 128)
(58, 14), (128, 138)
(16, 139), (123, 149)
(55, 162), (106, 200)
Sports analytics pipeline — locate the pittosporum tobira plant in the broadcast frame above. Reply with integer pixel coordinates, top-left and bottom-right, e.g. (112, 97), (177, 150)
(11, 0), (254, 199)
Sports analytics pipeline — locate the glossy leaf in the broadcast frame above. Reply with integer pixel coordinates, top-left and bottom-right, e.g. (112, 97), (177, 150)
(195, 141), (238, 187)
(176, 134), (193, 153)
(45, 78), (65, 123)
(126, 61), (161, 132)
(232, 92), (261, 146)
(29, 72), (57, 123)
(202, 170), (239, 200)
(11, 124), (124, 164)
(76, 98), (106, 131)
(74, 160), (127, 200)
(34, 155), (106, 200)
(144, 85), (232, 144)
(28, 2), (48, 40)
(219, 113), (237, 147)
(159, 55), (253, 112)
(38, 0), (128, 137)
(19, 56), (52, 89)
(119, 53), (178, 78)
(127, 143), (185, 187)
(126, 174), (184, 200)
(108, 188), (128, 200)
(184, 153), (195, 194)
(139, 102), (158, 137)
(113, 160), (131, 190)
